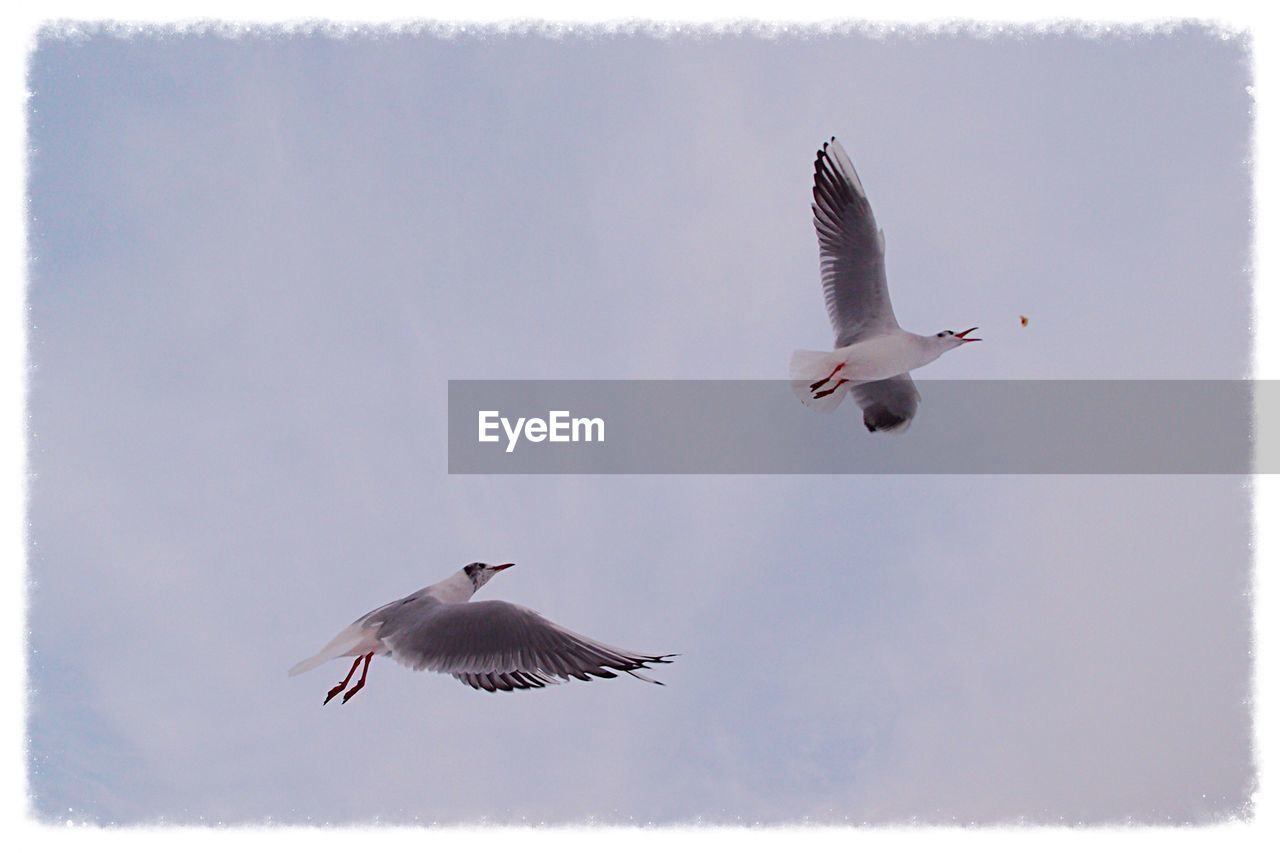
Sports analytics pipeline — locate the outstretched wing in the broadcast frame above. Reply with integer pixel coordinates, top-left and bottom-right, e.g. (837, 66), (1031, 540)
(811, 137), (900, 346)
(852, 373), (921, 433)
(378, 599), (674, 692)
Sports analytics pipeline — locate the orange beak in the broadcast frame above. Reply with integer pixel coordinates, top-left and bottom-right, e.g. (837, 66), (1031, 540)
(491, 563), (515, 572)
(955, 327), (982, 342)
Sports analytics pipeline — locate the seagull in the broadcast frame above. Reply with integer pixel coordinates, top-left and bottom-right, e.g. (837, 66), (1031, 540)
(289, 562), (675, 704)
(791, 137), (980, 431)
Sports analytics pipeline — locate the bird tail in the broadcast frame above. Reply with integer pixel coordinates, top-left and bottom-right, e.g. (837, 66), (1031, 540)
(288, 622), (373, 676)
(790, 349), (850, 412)
(288, 653), (331, 677)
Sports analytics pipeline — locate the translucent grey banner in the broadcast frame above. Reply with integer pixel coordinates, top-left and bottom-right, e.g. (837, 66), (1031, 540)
(447, 380), (1269, 474)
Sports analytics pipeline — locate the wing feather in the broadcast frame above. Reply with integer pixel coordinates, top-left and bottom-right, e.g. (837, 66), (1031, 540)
(851, 373), (921, 433)
(379, 599), (674, 692)
(811, 137), (901, 345)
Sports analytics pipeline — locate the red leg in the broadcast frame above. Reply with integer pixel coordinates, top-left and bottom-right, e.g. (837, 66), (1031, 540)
(324, 656), (364, 705)
(341, 653), (373, 704)
(810, 363), (846, 392)
(813, 378), (849, 400)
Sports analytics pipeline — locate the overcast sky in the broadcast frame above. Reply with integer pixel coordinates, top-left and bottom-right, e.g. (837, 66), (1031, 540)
(26, 26), (1252, 824)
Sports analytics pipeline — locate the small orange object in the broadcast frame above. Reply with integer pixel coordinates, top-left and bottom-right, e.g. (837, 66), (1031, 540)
(1020, 315), (1029, 327)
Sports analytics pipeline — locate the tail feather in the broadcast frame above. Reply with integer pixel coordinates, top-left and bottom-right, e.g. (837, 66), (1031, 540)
(790, 349), (850, 412)
(288, 622), (373, 676)
(288, 653), (331, 677)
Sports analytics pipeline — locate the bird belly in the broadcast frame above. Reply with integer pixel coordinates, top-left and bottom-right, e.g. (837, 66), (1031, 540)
(832, 337), (930, 384)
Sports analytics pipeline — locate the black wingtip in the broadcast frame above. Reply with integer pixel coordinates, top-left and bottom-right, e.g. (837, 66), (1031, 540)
(863, 403), (911, 433)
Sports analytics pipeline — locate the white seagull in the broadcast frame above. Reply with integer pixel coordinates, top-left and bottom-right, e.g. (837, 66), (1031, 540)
(791, 137), (981, 431)
(289, 562), (674, 704)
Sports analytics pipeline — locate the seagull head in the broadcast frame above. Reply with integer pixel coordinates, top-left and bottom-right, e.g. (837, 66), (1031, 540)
(463, 561), (514, 591)
(933, 327), (981, 350)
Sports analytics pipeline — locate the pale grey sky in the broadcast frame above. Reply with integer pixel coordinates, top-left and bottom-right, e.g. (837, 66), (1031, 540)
(27, 27), (1252, 824)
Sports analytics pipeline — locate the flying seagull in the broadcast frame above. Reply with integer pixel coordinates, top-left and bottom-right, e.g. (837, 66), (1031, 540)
(791, 137), (980, 431)
(289, 562), (675, 703)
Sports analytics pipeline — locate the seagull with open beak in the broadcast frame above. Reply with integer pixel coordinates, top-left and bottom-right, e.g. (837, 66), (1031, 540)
(791, 137), (982, 431)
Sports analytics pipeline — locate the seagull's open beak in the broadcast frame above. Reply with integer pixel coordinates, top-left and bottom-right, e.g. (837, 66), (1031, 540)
(955, 327), (982, 342)
(491, 563), (515, 572)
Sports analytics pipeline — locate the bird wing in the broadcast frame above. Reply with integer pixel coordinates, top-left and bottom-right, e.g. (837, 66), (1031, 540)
(377, 599), (674, 692)
(851, 373), (921, 433)
(811, 137), (901, 346)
